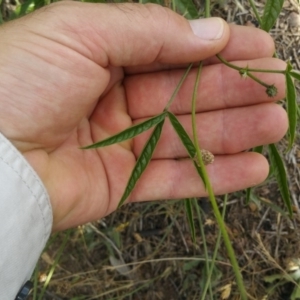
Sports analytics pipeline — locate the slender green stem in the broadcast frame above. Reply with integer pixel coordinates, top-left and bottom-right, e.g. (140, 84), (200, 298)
(192, 63), (247, 299)
(201, 194), (228, 300)
(247, 72), (269, 88)
(32, 264), (39, 300)
(205, 0), (210, 18)
(216, 54), (285, 74)
(193, 198), (213, 298)
(248, 0), (262, 26)
(243, 68), (284, 74)
(164, 63), (193, 111)
(217, 54), (240, 70)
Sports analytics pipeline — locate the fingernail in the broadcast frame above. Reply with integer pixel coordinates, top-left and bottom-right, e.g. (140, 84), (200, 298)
(189, 18), (224, 40)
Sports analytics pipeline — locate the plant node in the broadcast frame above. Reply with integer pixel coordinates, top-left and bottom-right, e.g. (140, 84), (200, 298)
(239, 67), (249, 78)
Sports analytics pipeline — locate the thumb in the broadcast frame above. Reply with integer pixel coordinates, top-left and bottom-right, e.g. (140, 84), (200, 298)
(31, 2), (230, 67)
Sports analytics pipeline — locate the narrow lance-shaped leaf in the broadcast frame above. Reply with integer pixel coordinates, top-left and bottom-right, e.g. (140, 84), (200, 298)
(261, 0), (284, 32)
(268, 144), (292, 216)
(184, 198), (196, 243)
(290, 69), (300, 81)
(82, 112), (166, 149)
(174, 0), (199, 19)
(285, 64), (297, 149)
(167, 111), (206, 186)
(118, 119), (165, 207)
(246, 145), (264, 204)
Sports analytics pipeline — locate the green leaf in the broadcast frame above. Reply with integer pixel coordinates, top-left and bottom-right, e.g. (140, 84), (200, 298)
(82, 0), (106, 3)
(286, 70), (297, 149)
(264, 273), (285, 283)
(34, 0), (47, 9)
(173, 0), (199, 19)
(259, 197), (288, 217)
(183, 260), (200, 272)
(184, 198), (196, 243)
(290, 70), (300, 81)
(167, 111), (206, 185)
(83, 112), (166, 149)
(118, 120), (165, 207)
(246, 145), (264, 203)
(268, 144), (292, 216)
(261, 0), (284, 32)
(291, 286), (300, 300)
(139, 0), (163, 4)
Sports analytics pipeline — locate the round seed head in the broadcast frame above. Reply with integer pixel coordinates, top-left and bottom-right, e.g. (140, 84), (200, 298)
(266, 85), (278, 97)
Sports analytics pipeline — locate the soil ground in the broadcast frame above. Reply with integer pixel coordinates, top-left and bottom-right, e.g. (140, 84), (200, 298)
(2, 0), (300, 299)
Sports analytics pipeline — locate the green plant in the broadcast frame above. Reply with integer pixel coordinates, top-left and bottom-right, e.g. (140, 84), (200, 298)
(81, 1), (300, 298)
(1, 0), (297, 298)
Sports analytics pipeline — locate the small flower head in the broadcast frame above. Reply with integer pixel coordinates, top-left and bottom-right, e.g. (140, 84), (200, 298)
(266, 85), (278, 97)
(239, 67), (249, 78)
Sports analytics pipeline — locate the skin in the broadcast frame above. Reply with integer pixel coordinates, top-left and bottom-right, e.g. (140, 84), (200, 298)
(0, 2), (288, 231)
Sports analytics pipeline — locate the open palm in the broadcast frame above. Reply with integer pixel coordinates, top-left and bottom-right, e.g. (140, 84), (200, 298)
(0, 2), (287, 230)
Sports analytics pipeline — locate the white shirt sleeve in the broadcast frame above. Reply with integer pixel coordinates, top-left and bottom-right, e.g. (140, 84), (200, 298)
(0, 133), (53, 299)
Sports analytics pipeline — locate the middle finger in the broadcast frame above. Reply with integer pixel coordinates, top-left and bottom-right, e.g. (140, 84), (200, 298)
(125, 57), (286, 119)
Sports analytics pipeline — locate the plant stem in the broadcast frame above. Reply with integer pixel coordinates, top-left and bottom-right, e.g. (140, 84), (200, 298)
(216, 54), (285, 74)
(192, 63), (247, 300)
(164, 63), (193, 111)
(246, 72), (270, 88)
(248, 0), (262, 26)
(194, 198), (213, 298)
(201, 194), (228, 300)
(205, 0), (210, 18)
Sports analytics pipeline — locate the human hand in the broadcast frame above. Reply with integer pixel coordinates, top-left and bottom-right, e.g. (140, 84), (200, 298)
(0, 2), (287, 231)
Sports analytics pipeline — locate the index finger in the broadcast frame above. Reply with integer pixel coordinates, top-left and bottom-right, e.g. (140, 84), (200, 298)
(125, 57), (286, 119)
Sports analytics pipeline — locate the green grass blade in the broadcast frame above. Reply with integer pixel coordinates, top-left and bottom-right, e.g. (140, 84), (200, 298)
(173, 0), (199, 19)
(201, 194), (228, 300)
(32, 263), (39, 300)
(118, 119), (165, 207)
(82, 112), (166, 149)
(261, 0), (284, 32)
(268, 144), (292, 216)
(193, 199), (213, 298)
(37, 230), (71, 300)
(184, 198), (196, 242)
(167, 111), (206, 185)
(248, 0), (262, 26)
(290, 70), (300, 81)
(259, 197), (288, 217)
(286, 66), (297, 149)
(246, 145), (264, 203)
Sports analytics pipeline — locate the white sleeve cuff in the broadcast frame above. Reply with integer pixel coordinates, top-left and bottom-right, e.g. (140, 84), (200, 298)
(0, 133), (53, 299)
